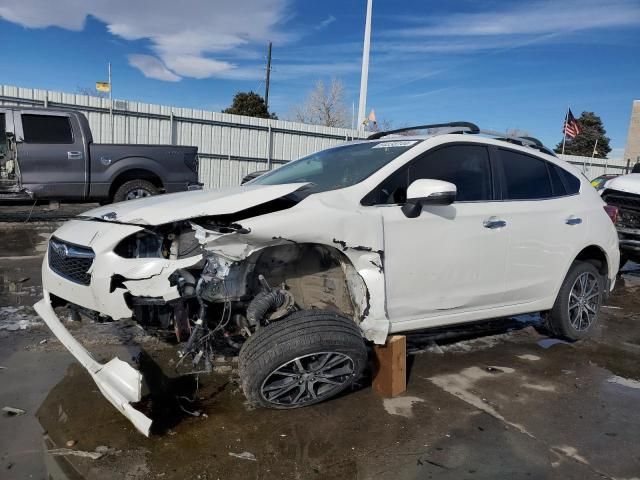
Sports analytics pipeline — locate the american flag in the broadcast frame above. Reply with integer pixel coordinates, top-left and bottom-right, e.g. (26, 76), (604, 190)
(563, 109), (581, 138)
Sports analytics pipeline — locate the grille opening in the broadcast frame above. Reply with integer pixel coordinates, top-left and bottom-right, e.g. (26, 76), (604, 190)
(48, 237), (95, 286)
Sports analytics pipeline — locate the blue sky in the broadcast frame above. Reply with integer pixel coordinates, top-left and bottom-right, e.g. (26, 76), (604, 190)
(0, 0), (639, 157)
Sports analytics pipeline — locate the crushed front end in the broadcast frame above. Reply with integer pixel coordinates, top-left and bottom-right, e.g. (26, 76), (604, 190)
(602, 188), (640, 262)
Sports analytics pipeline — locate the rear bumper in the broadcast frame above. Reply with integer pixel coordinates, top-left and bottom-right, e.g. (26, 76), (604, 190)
(34, 292), (152, 436)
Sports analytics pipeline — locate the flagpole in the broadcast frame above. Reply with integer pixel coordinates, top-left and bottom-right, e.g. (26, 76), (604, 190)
(108, 62), (113, 143)
(561, 105), (569, 155)
(357, 0), (373, 133)
(591, 138), (598, 158)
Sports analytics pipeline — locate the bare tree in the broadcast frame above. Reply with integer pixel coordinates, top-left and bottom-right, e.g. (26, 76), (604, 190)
(75, 86), (108, 99)
(505, 127), (530, 137)
(293, 79), (349, 128)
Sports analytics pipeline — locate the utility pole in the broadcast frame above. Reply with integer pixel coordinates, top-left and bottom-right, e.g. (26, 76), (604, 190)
(108, 62), (113, 143)
(358, 0), (373, 133)
(265, 41), (272, 110)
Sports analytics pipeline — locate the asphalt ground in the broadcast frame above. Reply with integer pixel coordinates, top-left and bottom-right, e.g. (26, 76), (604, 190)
(1, 205), (639, 480)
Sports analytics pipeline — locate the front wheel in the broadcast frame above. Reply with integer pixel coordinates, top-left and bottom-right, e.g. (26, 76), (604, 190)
(238, 310), (367, 409)
(543, 261), (604, 341)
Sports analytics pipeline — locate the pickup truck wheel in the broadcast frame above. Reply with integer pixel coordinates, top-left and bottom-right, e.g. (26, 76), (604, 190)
(544, 261), (603, 341)
(113, 179), (159, 203)
(238, 310), (367, 409)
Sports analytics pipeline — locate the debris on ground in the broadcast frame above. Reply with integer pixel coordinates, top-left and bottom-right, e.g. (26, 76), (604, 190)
(48, 446), (120, 460)
(228, 451), (257, 461)
(48, 448), (104, 460)
(65, 440), (76, 447)
(2, 406), (26, 416)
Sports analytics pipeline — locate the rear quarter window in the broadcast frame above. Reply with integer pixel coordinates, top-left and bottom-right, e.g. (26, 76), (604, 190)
(21, 114), (73, 144)
(556, 166), (581, 194)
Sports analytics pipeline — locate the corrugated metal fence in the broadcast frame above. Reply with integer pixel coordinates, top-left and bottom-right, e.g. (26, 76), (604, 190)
(558, 154), (634, 180)
(1, 84), (634, 186)
(0, 84), (362, 188)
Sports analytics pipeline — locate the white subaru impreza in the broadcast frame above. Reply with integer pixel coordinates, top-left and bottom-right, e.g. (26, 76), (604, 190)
(35, 122), (620, 435)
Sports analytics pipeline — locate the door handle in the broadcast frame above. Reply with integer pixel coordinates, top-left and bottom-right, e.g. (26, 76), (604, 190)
(67, 151), (83, 160)
(565, 216), (582, 226)
(483, 217), (507, 229)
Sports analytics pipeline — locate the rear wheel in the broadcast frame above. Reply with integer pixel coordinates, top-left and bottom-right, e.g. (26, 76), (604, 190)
(238, 310), (367, 409)
(112, 179), (159, 203)
(544, 261), (603, 341)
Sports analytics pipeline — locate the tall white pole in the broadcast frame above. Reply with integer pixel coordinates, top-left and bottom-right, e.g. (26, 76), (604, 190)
(358, 0), (372, 133)
(108, 62), (114, 143)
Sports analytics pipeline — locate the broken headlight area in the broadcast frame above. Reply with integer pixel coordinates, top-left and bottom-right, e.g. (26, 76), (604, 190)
(114, 223), (204, 260)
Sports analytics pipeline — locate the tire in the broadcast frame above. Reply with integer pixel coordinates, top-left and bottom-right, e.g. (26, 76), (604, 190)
(239, 309), (367, 409)
(543, 261), (604, 341)
(112, 179), (159, 203)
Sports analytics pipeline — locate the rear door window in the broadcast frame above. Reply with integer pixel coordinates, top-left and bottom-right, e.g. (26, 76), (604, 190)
(21, 114), (73, 144)
(499, 149), (552, 200)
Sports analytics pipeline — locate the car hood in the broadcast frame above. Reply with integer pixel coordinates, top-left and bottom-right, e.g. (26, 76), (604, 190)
(80, 183), (309, 225)
(604, 174), (640, 196)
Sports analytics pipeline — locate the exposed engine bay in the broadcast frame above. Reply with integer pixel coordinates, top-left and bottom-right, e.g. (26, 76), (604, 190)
(118, 221), (362, 375)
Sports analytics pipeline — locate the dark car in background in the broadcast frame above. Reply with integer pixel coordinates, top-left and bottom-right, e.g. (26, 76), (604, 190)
(241, 169), (269, 185)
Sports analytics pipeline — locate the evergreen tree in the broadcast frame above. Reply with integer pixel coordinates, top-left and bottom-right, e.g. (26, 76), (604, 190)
(222, 92), (277, 119)
(554, 111), (611, 158)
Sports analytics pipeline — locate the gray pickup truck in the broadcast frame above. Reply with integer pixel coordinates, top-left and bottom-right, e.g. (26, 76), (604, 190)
(0, 107), (200, 203)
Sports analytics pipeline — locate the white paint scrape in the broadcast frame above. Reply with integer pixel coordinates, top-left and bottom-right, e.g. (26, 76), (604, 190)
(382, 396), (424, 418)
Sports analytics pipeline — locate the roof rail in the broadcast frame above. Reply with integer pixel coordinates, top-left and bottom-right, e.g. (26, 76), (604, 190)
(366, 121), (480, 140)
(480, 129), (556, 156)
(365, 121), (556, 156)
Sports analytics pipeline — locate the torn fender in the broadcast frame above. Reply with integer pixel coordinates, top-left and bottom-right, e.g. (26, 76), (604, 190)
(34, 293), (152, 436)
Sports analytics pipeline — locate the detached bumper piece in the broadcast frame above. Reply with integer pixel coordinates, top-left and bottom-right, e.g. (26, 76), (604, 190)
(34, 293), (152, 436)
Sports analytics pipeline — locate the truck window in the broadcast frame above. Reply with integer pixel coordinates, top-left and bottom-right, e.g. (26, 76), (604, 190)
(22, 114), (73, 144)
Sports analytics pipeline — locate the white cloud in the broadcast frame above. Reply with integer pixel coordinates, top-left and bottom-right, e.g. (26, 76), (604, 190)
(127, 55), (181, 82)
(384, 0), (640, 38)
(316, 15), (336, 30)
(0, 0), (290, 81)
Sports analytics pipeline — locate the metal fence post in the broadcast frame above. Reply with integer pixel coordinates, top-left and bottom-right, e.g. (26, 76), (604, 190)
(170, 111), (175, 145)
(267, 125), (272, 169)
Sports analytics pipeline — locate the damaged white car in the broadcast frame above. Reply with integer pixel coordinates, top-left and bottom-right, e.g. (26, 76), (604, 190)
(35, 122), (619, 435)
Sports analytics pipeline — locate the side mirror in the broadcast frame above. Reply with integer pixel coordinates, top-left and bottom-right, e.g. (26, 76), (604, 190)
(401, 179), (456, 218)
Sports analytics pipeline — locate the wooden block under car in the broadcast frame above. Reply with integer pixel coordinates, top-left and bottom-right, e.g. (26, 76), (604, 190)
(372, 335), (407, 397)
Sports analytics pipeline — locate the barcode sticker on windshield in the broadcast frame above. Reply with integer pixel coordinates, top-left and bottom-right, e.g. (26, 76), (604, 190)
(372, 141), (418, 149)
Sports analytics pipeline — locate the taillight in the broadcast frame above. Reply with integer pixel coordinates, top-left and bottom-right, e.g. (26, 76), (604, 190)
(603, 205), (618, 224)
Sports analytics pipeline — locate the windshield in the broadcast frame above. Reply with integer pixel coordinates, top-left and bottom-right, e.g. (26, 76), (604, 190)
(250, 140), (420, 193)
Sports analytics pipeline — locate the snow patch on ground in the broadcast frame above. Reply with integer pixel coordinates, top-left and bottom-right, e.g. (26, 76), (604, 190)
(608, 375), (640, 390)
(518, 354), (541, 361)
(382, 396), (424, 418)
(0, 306), (43, 331)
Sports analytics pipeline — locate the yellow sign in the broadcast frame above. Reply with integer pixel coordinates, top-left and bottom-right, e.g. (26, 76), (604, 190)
(96, 81), (110, 92)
